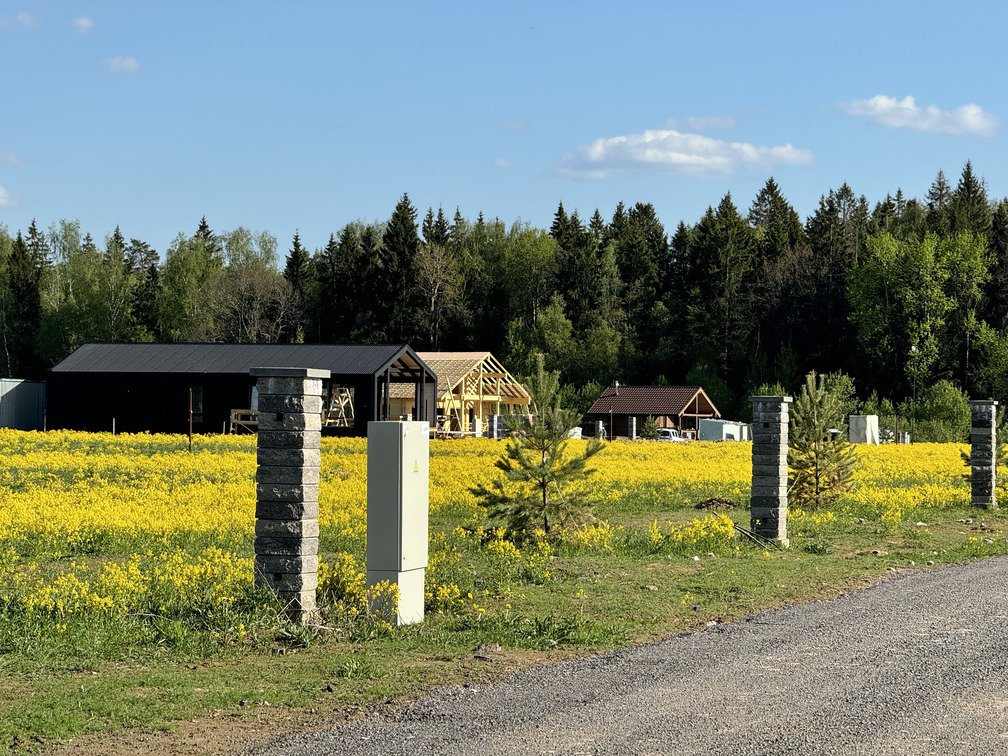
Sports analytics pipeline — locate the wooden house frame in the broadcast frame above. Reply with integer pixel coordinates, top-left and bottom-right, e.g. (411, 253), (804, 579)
(390, 352), (530, 435)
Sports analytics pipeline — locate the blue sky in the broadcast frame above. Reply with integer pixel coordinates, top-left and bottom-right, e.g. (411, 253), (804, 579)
(2, 2), (1007, 257)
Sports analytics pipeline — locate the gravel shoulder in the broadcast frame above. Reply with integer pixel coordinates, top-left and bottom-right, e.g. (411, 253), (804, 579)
(240, 556), (1008, 756)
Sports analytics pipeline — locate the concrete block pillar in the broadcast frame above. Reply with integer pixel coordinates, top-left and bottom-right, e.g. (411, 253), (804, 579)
(970, 400), (998, 509)
(252, 367), (328, 619)
(595, 420), (605, 439)
(749, 395), (792, 547)
(628, 416), (637, 441)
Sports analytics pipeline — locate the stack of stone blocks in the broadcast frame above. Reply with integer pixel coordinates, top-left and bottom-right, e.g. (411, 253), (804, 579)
(970, 400), (998, 510)
(627, 416), (637, 441)
(749, 396), (792, 547)
(252, 367), (329, 618)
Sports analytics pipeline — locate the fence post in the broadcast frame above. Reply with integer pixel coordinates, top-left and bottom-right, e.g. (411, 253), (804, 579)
(969, 399), (998, 510)
(252, 367), (329, 620)
(749, 395), (792, 547)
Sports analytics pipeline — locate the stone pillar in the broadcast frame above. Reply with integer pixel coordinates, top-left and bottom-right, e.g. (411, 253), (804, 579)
(970, 400), (998, 510)
(749, 396), (792, 547)
(595, 420), (605, 439)
(252, 367), (329, 619)
(628, 416), (637, 441)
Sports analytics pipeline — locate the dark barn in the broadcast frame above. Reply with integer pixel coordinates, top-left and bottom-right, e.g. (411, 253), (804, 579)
(47, 343), (437, 436)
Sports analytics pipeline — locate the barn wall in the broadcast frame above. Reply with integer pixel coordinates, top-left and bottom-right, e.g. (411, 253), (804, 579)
(0, 379), (45, 430)
(47, 373), (254, 434)
(48, 370), (433, 437)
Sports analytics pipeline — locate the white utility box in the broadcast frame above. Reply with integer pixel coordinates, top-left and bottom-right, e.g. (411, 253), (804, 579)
(366, 421), (429, 625)
(699, 418), (750, 441)
(848, 414), (879, 445)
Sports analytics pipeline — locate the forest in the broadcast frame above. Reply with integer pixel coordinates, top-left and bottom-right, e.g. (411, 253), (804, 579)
(2, 161), (1007, 435)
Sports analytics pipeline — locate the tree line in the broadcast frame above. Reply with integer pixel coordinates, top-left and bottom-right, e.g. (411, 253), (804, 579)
(2, 161), (1007, 429)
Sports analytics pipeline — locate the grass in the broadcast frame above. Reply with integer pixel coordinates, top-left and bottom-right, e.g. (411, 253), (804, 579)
(0, 433), (1006, 753)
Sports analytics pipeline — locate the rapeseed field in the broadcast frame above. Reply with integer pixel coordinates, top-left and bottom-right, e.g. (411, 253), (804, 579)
(0, 429), (998, 636)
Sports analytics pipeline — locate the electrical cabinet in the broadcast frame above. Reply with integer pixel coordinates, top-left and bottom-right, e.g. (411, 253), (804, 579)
(366, 421), (429, 625)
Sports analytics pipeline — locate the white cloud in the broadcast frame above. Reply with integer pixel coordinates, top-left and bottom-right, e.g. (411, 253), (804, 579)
(554, 129), (814, 179)
(0, 150), (26, 169)
(494, 158), (511, 168)
(0, 186), (12, 207)
(843, 95), (999, 137)
(0, 12), (38, 30)
(104, 56), (140, 73)
(71, 17), (94, 35)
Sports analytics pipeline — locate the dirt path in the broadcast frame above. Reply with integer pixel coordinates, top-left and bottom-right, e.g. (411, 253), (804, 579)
(240, 556), (1008, 755)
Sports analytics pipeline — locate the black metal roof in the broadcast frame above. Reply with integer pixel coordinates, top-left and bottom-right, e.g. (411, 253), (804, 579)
(50, 343), (433, 381)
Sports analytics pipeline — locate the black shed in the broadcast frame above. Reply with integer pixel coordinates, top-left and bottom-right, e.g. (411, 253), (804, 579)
(47, 343), (437, 436)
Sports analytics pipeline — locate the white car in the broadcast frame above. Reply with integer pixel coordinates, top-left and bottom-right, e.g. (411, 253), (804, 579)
(656, 428), (685, 442)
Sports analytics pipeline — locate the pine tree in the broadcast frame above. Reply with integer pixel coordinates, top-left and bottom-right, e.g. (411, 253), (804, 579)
(985, 199), (1008, 329)
(787, 371), (857, 507)
(687, 193), (756, 380)
(131, 264), (162, 340)
(315, 232), (341, 342)
(25, 219), (50, 269)
(381, 193), (421, 342)
(106, 225), (127, 268)
(640, 415), (660, 440)
(421, 208), (436, 245)
(549, 201), (569, 242)
(5, 232), (42, 377)
(422, 206), (450, 246)
(951, 161), (991, 239)
(283, 231), (312, 300)
(470, 353), (604, 537)
(450, 208), (467, 252)
(356, 224), (386, 341)
(194, 216), (223, 267)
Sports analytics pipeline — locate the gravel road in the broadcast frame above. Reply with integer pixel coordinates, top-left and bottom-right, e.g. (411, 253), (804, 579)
(241, 556), (1008, 755)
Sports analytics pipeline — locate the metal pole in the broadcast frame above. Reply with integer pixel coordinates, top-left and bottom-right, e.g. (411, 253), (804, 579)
(910, 344), (918, 444)
(188, 387), (193, 452)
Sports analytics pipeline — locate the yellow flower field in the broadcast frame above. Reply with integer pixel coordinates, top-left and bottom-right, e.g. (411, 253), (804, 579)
(0, 430), (989, 623)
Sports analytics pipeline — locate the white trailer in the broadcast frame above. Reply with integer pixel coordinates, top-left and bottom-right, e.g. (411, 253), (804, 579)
(698, 418), (750, 441)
